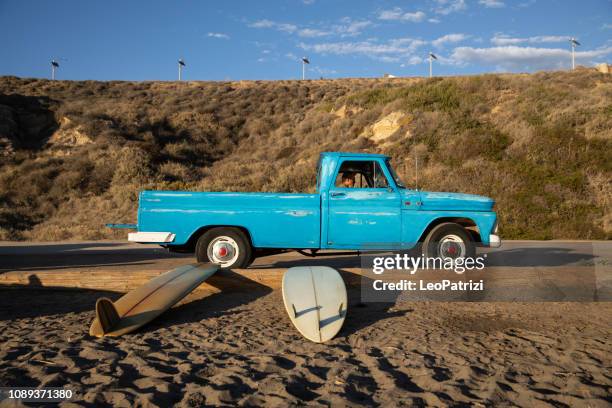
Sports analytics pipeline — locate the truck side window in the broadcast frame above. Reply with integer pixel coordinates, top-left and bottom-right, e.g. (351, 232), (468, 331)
(372, 161), (389, 188)
(334, 161), (390, 189)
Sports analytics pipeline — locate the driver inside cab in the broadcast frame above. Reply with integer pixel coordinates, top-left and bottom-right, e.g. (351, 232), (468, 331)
(341, 172), (355, 188)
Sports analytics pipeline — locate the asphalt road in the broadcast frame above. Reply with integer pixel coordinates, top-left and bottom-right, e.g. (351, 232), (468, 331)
(1, 240), (611, 301)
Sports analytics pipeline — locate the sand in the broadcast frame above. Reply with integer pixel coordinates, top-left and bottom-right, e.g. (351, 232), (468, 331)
(0, 288), (610, 407)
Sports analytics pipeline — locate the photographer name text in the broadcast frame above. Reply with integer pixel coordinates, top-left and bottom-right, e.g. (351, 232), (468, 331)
(373, 279), (484, 291)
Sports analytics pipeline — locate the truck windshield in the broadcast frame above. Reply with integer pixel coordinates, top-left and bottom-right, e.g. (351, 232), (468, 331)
(385, 159), (407, 189)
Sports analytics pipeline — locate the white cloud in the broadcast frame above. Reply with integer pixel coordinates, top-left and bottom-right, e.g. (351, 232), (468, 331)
(378, 8), (426, 22)
(249, 20), (297, 33)
(432, 33), (469, 48)
(299, 38), (426, 62)
(479, 0), (505, 8)
(250, 20), (274, 29)
(451, 45), (612, 71)
(576, 47), (612, 59)
(207, 32), (230, 40)
(428, 18), (441, 23)
(334, 19), (373, 37)
(298, 28), (331, 38)
(310, 66), (337, 76)
(491, 34), (569, 46)
(602, 23), (612, 30)
(378, 8), (402, 20)
(434, 0), (467, 15)
(378, 56), (402, 63)
(407, 55), (424, 65)
(401, 11), (426, 22)
(533, 35), (570, 43)
(302, 0), (315, 4)
(249, 18), (371, 38)
(278, 23), (299, 33)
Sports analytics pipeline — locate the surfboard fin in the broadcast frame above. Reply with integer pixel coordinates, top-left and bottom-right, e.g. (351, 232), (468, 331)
(95, 297), (120, 334)
(292, 304), (298, 318)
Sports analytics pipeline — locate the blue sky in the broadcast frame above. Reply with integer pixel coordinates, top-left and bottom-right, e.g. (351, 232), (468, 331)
(1, 0), (610, 80)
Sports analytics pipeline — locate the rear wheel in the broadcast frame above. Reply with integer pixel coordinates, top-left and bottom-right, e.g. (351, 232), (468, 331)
(195, 227), (252, 269)
(422, 223), (475, 260)
(246, 251), (257, 268)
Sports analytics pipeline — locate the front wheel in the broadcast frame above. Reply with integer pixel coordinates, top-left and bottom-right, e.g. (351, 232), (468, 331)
(195, 227), (253, 269)
(422, 223), (475, 260)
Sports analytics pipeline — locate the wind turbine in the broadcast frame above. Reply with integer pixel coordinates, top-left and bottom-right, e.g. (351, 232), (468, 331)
(301, 57), (310, 80)
(569, 38), (580, 70)
(51, 59), (60, 80)
(428, 53), (437, 78)
(178, 58), (186, 81)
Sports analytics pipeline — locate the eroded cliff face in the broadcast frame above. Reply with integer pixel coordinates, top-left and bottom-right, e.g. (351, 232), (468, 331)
(0, 94), (59, 155)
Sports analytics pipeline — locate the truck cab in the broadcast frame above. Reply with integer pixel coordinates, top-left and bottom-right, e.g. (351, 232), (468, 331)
(318, 152), (498, 251)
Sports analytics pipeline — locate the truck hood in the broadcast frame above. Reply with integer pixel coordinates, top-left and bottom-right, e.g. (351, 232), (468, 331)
(414, 191), (495, 211)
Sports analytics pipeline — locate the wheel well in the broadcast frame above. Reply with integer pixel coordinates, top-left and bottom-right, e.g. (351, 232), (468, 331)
(182, 225), (254, 253)
(419, 217), (481, 243)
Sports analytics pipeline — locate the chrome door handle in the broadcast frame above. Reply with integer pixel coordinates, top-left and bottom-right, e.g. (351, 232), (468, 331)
(330, 192), (346, 197)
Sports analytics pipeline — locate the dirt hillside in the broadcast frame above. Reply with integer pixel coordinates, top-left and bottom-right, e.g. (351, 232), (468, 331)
(0, 71), (610, 241)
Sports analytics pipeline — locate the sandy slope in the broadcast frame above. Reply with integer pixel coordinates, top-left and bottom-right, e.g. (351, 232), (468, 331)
(0, 288), (610, 407)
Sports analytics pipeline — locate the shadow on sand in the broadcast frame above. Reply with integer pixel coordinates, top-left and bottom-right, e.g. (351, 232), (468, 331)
(143, 269), (275, 331)
(148, 268), (410, 337)
(0, 269), (274, 329)
(0, 284), (122, 321)
(340, 269), (411, 338)
(1, 266), (409, 340)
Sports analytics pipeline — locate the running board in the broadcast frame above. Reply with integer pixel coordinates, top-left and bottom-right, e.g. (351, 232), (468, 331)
(296, 249), (360, 258)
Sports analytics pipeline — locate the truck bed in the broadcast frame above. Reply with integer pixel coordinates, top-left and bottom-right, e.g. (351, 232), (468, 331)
(137, 190), (321, 248)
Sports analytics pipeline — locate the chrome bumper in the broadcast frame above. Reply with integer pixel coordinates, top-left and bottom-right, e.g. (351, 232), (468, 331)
(128, 232), (176, 243)
(489, 234), (501, 248)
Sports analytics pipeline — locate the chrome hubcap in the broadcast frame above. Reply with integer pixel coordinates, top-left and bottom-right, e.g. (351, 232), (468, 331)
(207, 236), (239, 266)
(437, 234), (466, 259)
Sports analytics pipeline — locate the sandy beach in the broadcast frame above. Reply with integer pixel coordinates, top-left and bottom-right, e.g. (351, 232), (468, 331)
(1, 242), (611, 406)
(1, 286), (610, 407)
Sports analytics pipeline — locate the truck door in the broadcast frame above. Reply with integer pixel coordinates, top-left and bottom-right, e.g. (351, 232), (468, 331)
(327, 159), (401, 249)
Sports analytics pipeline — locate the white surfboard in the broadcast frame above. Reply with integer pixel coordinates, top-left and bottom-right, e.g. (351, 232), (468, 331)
(282, 266), (347, 343)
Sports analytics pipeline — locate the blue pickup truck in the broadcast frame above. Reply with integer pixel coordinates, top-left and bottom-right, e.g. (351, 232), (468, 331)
(125, 152), (500, 268)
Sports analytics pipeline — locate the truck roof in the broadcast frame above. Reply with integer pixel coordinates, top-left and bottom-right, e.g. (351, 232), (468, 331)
(320, 152), (390, 159)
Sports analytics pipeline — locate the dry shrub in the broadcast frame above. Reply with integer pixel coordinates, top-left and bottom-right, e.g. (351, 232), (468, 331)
(111, 146), (152, 185)
(159, 161), (193, 182)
